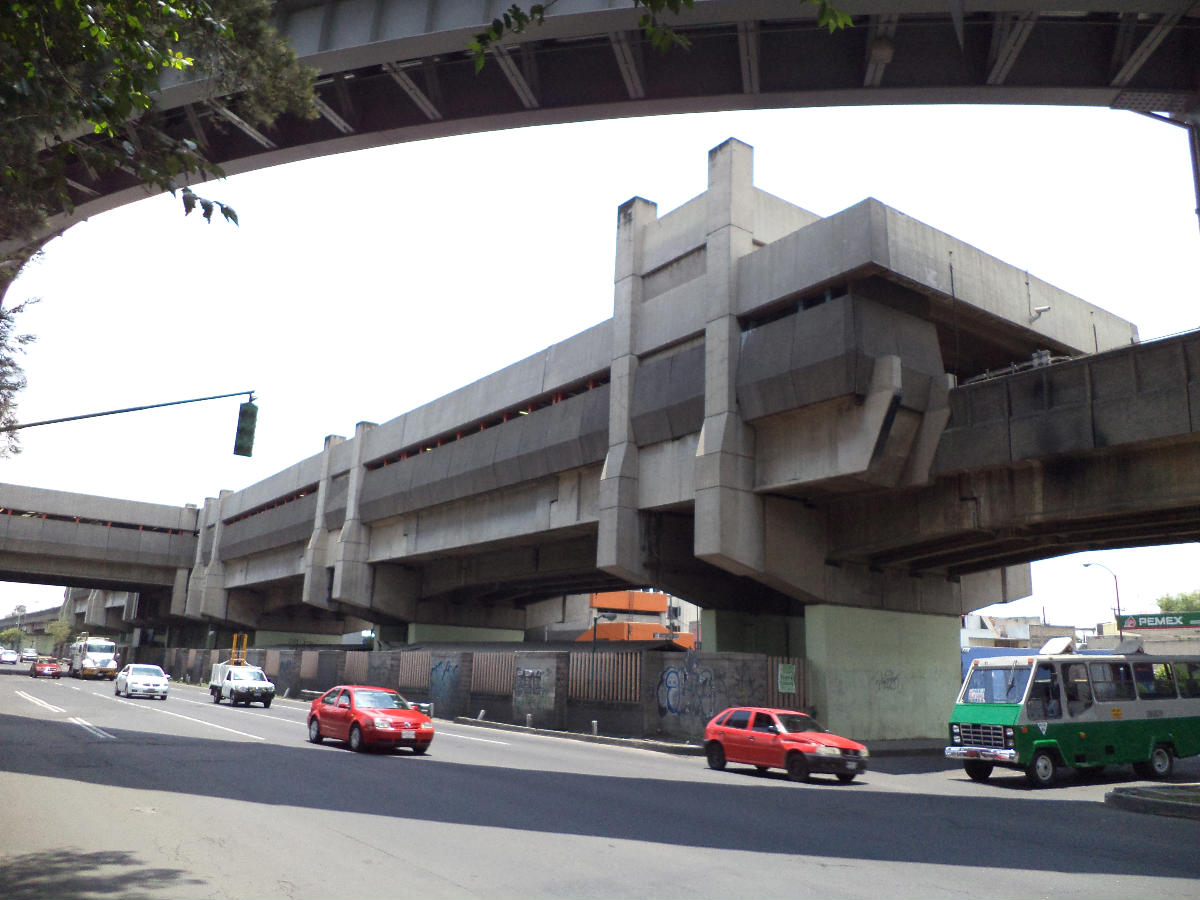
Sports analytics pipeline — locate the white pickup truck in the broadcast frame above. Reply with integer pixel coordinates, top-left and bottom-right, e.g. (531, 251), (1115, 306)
(209, 660), (276, 707)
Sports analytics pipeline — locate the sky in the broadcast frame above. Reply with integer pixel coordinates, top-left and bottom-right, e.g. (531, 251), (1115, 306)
(2, 103), (1197, 630)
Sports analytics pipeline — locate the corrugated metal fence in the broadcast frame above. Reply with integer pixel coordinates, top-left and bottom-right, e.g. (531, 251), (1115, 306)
(471, 651), (514, 695)
(568, 651), (641, 703)
(396, 650), (431, 690)
(343, 650), (369, 684)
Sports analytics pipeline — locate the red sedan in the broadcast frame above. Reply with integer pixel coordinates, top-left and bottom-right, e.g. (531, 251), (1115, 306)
(704, 707), (869, 783)
(29, 658), (61, 679)
(307, 685), (434, 754)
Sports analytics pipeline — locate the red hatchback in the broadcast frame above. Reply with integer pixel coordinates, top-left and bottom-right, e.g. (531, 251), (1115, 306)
(29, 658), (61, 679)
(704, 707), (869, 783)
(307, 685), (434, 754)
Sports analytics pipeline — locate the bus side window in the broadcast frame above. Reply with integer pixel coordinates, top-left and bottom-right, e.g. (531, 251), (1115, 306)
(1064, 663), (1092, 716)
(1089, 662), (1136, 702)
(1179, 663), (1200, 699)
(1132, 662), (1178, 700)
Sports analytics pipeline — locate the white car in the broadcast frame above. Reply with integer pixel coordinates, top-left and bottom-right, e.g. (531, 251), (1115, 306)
(19, 647), (38, 662)
(0, 649), (17, 665)
(114, 664), (169, 700)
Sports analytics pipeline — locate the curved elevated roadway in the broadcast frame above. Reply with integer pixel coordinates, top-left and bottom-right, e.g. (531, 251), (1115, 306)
(23, 0), (1200, 250)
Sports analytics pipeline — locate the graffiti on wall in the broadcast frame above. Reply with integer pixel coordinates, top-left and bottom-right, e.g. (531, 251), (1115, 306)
(872, 670), (901, 692)
(513, 666), (552, 709)
(656, 653), (716, 722)
(430, 658), (461, 703)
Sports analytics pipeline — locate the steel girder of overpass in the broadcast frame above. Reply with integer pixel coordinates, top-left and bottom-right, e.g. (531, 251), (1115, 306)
(12, 0), (1199, 256)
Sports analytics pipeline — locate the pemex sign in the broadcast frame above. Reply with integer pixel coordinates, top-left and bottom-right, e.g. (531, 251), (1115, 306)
(1122, 612), (1200, 629)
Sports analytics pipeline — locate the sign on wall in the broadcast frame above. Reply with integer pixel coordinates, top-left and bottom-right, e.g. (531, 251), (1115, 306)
(1122, 612), (1200, 629)
(777, 663), (796, 695)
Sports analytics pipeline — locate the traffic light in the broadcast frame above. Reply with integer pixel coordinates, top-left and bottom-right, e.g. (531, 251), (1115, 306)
(233, 401), (257, 457)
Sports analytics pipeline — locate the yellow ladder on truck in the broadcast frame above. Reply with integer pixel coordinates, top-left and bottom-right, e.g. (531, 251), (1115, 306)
(230, 633), (248, 665)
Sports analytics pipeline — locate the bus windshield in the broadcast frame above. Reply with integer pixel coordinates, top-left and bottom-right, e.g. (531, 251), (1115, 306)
(961, 664), (1032, 704)
(86, 641), (116, 654)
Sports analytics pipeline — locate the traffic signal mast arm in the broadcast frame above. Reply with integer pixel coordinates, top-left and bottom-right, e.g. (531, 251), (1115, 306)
(5, 390), (258, 457)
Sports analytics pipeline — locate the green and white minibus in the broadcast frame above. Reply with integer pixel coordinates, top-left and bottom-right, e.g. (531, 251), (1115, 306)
(945, 651), (1200, 787)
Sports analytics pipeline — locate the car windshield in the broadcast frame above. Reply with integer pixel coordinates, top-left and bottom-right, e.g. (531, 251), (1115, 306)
(775, 713), (826, 734)
(353, 690), (410, 710)
(961, 663), (1033, 703)
(232, 669), (265, 681)
(131, 665), (163, 676)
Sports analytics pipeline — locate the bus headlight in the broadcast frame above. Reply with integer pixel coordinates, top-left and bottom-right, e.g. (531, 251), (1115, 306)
(951, 723), (961, 744)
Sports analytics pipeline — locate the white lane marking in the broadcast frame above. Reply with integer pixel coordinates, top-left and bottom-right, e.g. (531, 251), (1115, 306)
(15, 690), (65, 713)
(70, 717), (116, 739)
(101, 694), (264, 740)
(436, 730), (509, 745)
(175, 696), (303, 722)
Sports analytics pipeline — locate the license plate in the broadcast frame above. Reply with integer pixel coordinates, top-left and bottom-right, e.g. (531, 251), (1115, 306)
(401, 730), (416, 739)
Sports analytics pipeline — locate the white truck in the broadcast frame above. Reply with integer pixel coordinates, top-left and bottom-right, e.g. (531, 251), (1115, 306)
(209, 659), (276, 707)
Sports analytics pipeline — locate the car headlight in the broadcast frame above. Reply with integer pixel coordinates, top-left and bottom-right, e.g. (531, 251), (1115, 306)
(373, 717), (393, 729)
(815, 745), (842, 757)
(420, 722), (432, 730)
(858, 748), (870, 759)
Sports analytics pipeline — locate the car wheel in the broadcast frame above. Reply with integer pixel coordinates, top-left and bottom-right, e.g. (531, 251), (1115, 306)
(348, 724), (365, 752)
(262, 699), (272, 709)
(786, 753), (809, 783)
(1025, 750), (1057, 788)
(836, 773), (857, 784)
(114, 683), (121, 696)
(964, 760), (994, 783)
(705, 742), (726, 771)
(308, 717), (324, 744)
(411, 744), (428, 756)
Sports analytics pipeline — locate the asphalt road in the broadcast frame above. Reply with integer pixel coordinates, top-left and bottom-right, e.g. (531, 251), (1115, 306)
(1, 669), (1197, 900)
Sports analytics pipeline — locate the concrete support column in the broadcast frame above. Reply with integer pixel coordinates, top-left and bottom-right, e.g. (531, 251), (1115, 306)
(804, 604), (960, 741)
(185, 491), (231, 621)
(694, 138), (763, 577)
(598, 196), (657, 582)
(332, 421), (376, 608)
(301, 434), (345, 610)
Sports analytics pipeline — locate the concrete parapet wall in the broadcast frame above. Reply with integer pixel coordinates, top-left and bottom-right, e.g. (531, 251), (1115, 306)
(935, 331), (1200, 475)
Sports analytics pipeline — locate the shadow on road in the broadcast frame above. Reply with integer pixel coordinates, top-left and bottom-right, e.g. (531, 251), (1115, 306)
(1, 711), (1196, 881)
(0, 849), (203, 900)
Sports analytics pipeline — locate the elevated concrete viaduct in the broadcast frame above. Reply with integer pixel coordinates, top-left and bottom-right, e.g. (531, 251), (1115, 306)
(8, 139), (1200, 736)
(7, 0), (1197, 260)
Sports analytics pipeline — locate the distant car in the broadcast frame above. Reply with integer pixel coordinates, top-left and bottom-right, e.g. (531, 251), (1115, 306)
(0, 649), (17, 665)
(19, 647), (38, 662)
(703, 707), (869, 783)
(114, 664), (169, 700)
(307, 685), (434, 754)
(29, 658), (61, 678)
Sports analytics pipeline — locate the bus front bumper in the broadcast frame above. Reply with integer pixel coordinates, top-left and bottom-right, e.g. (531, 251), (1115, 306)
(945, 746), (1018, 763)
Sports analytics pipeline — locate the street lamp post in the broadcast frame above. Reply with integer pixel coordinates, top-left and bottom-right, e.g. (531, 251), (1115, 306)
(1083, 562), (1123, 637)
(590, 612), (618, 699)
(13, 604), (25, 652)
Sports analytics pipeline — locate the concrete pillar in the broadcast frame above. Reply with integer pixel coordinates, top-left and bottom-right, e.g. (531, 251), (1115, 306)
(804, 604), (959, 742)
(301, 434), (345, 610)
(512, 651), (569, 730)
(332, 421), (376, 608)
(694, 139), (763, 577)
(598, 196), (658, 582)
(185, 492), (231, 621)
(429, 651), (473, 720)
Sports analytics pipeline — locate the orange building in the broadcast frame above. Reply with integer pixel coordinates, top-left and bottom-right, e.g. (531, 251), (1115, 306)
(575, 591), (695, 649)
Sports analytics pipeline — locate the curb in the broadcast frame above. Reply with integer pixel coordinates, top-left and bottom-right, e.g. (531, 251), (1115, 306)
(1104, 786), (1200, 820)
